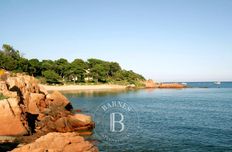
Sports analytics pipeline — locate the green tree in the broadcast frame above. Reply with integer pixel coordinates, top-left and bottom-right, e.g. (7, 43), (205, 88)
(42, 70), (61, 84)
(113, 70), (145, 84)
(0, 52), (17, 71)
(109, 62), (121, 76)
(41, 60), (55, 71)
(65, 59), (87, 82)
(0, 44), (20, 70)
(28, 59), (41, 76)
(16, 57), (29, 72)
(55, 58), (69, 78)
(91, 64), (108, 82)
(87, 59), (110, 82)
(2, 44), (20, 60)
(87, 58), (104, 68)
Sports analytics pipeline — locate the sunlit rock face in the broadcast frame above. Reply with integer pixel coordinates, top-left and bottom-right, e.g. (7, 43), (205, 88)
(11, 132), (98, 152)
(0, 98), (28, 136)
(0, 74), (97, 151)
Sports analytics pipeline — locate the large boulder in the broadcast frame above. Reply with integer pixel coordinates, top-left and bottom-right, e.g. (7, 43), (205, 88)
(6, 75), (40, 94)
(0, 98), (28, 136)
(5, 75), (41, 109)
(72, 114), (92, 124)
(54, 114), (93, 133)
(46, 91), (71, 108)
(11, 132), (98, 152)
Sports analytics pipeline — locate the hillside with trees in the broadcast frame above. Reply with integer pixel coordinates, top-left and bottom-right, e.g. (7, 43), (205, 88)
(0, 44), (145, 86)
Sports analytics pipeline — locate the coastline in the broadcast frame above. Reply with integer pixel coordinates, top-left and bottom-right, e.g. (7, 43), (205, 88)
(40, 84), (127, 92)
(40, 81), (187, 92)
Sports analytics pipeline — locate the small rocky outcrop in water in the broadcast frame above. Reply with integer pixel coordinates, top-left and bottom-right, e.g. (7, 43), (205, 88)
(145, 79), (186, 88)
(158, 83), (186, 88)
(0, 74), (97, 151)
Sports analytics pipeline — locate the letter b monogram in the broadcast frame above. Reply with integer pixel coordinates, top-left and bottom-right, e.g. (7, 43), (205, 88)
(110, 112), (125, 132)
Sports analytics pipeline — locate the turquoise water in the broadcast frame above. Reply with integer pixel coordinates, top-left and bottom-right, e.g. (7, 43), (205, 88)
(65, 87), (232, 152)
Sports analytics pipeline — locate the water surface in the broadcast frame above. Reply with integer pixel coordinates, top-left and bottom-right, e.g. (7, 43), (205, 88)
(65, 87), (232, 152)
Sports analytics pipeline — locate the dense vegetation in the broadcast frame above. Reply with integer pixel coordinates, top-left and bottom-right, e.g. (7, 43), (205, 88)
(0, 44), (145, 86)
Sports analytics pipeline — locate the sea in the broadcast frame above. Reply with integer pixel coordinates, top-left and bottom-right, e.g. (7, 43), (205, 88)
(65, 82), (232, 152)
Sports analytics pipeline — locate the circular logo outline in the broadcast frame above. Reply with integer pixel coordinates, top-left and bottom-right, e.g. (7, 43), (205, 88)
(93, 100), (140, 144)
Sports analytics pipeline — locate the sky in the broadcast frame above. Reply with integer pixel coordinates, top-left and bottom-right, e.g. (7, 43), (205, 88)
(0, 0), (232, 82)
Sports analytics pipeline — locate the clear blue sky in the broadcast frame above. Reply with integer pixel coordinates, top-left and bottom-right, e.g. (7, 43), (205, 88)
(1, 0), (232, 82)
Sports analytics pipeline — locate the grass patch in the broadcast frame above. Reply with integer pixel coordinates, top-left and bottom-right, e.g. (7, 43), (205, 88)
(0, 93), (7, 100)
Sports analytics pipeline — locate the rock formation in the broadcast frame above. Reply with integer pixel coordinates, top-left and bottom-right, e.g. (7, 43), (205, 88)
(0, 74), (97, 151)
(145, 79), (157, 88)
(0, 98), (28, 136)
(158, 83), (186, 88)
(145, 79), (186, 88)
(11, 132), (98, 152)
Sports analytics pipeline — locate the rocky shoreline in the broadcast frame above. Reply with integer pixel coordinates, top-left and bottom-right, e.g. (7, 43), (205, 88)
(0, 74), (98, 152)
(145, 79), (186, 88)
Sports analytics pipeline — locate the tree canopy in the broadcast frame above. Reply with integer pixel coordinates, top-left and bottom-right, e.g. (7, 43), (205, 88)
(0, 44), (145, 85)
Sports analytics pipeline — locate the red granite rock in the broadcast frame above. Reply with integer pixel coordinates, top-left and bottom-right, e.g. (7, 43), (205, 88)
(11, 132), (98, 152)
(0, 98), (28, 136)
